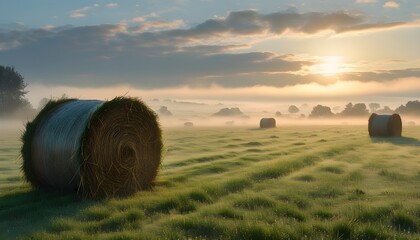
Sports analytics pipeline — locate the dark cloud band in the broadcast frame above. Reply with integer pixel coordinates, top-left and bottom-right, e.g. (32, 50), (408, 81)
(0, 9), (414, 89)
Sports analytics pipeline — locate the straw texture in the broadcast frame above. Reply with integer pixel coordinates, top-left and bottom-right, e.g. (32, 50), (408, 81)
(368, 113), (402, 137)
(21, 97), (162, 199)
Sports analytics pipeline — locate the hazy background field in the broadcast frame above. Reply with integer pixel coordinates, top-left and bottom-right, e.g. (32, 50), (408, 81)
(1, 123), (419, 239)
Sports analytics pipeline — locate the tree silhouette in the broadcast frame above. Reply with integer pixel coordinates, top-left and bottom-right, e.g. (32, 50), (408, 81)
(288, 105), (300, 114)
(0, 65), (30, 116)
(340, 102), (369, 116)
(369, 103), (380, 113)
(309, 105), (334, 118)
(376, 106), (394, 114)
(158, 106), (173, 116)
(212, 107), (245, 117)
(396, 100), (420, 115)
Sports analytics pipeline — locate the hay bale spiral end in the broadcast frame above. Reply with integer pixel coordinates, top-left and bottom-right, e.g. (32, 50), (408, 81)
(21, 97), (163, 199)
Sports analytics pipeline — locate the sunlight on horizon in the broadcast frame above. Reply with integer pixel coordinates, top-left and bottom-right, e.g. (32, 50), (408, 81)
(309, 56), (346, 76)
(26, 77), (420, 110)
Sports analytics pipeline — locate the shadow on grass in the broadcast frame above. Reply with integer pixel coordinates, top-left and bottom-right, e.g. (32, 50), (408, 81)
(248, 128), (266, 131)
(371, 137), (420, 147)
(0, 188), (93, 239)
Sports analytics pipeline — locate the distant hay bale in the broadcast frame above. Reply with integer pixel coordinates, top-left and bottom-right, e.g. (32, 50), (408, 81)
(21, 97), (162, 199)
(260, 118), (276, 128)
(184, 122), (194, 127)
(407, 121), (416, 126)
(368, 113), (402, 137)
(225, 120), (235, 126)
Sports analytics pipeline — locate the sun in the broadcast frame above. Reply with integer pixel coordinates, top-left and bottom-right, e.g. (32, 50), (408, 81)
(321, 56), (342, 75)
(311, 56), (344, 76)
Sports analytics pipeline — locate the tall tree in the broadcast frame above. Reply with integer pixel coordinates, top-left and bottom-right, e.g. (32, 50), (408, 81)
(341, 102), (369, 116)
(0, 65), (29, 115)
(309, 105), (334, 118)
(288, 105), (300, 114)
(396, 100), (420, 115)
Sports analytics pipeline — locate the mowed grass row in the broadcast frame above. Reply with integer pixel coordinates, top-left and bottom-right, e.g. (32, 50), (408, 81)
(0, 125), (419, 239)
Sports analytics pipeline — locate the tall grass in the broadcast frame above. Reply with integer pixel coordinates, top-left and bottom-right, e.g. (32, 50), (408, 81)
(1, 125), (419, 239)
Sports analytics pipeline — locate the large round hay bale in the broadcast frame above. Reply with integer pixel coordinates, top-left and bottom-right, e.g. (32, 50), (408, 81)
(21, 97), (162, 199)
(260, 118), (276, 128)
(368, 113), (402, 137)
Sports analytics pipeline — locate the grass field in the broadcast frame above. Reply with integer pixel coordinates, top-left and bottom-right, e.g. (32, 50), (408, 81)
(1, 125), (420, 239)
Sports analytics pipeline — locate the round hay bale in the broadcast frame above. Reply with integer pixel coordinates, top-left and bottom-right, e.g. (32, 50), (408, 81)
(225, 120), (235, 126)
(21, 97), (162, 198)
(368, 113), (402, 137)
(260, 118), (276, 128)
(184, 122), (194, 127)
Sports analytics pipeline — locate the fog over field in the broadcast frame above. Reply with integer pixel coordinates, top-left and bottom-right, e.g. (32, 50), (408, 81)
(2, 96), (420, 129)
(0, 119), (27, 130)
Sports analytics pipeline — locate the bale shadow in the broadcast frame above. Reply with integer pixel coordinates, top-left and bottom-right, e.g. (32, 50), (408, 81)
(0, 188), (93, 239)
(248, 127), (276, 131)
(248, 128), (269, 131)
(371, 137), (420, 147)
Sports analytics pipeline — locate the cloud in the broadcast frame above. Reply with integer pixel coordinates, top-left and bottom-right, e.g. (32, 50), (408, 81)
(3, 9), (409, 51)
(70, 4), (99, 18)
(0, 9), (416, 90)
(384, 1), (400, 8)
(106, 3), (118, 8)
(0, 27), (55, 50)
(341, 68), (420, 82)
(187, 68), (420, 89)
(134, 20), (185, 33)
(43, 25), (55, 31)
(0, 23), (310, 88)
(356, 0), (377, 3)
(128, 16), (147, 23)
(124, 13), (160, 23)
(128, 9), (407, 46)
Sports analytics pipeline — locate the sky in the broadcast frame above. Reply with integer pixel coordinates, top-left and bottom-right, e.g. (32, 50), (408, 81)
(0, 0), (419, 109)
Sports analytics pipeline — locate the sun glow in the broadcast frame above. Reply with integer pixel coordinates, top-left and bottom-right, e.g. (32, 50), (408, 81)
(311, 56), (345, 76)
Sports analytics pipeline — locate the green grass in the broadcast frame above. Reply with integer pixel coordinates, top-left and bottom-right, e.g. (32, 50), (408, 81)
(1, 125), (420, 239)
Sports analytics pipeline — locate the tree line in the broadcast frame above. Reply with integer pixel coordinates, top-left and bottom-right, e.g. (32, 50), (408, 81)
(1, 65), (420, 119)
(308, 101), (420, 118)
(0, 65), (31, 117)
